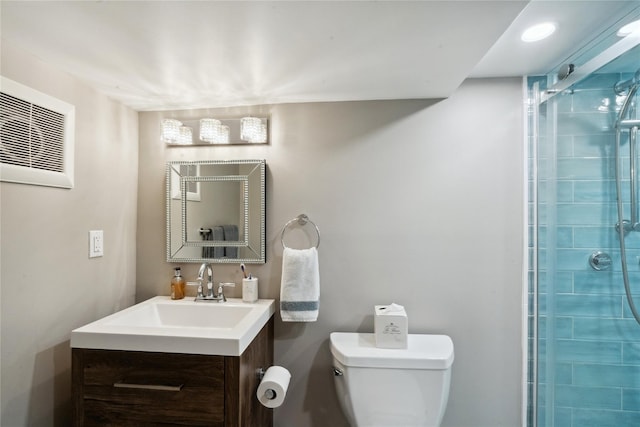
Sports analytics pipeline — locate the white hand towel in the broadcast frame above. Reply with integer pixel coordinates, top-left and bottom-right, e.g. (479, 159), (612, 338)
(280, 247), (320, 322)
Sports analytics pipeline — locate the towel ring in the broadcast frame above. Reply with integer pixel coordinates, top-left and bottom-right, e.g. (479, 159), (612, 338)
(281, 214), (320, 249)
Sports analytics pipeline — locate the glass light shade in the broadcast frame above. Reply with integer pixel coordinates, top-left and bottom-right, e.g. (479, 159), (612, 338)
(161, 119), (182, 143)
(241, 117), (267, 143)
(200, 118), (230, 144)
(177, 126), (193, 145)
(255, 123), (267, 143)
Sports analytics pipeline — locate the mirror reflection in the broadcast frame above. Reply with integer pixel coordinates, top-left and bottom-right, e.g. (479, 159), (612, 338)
(166, 160), (265, 263)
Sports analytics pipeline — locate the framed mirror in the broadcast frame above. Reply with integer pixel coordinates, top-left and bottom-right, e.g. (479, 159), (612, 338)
(166, 159), (265, 263)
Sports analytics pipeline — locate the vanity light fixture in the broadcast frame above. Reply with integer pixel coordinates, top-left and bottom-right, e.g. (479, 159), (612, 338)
(521, 22), (556, 42)
(200, 118), (230, 144)
(617, 18), (640, 37)
(163, 116), (269, 145)
(240, 117), (267, 143)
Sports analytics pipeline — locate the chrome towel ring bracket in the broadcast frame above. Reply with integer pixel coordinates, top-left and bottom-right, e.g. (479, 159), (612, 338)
(281, 214), (320, 249)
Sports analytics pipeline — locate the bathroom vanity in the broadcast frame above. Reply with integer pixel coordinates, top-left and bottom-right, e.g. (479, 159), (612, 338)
(71, 297), (275, 426)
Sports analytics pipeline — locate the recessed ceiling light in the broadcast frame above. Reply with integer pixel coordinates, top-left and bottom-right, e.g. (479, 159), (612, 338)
(617, 19), (640, 37)
(521, 22), (556, 42)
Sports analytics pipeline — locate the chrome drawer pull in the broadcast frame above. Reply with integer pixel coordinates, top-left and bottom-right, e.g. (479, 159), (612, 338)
(113, 382), (183, 392)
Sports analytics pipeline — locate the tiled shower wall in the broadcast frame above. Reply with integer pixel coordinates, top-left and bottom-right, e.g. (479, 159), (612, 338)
(529, 73), (640, 427)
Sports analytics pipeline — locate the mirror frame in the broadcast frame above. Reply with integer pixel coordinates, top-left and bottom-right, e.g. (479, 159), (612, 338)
(166, 159), (266, 264)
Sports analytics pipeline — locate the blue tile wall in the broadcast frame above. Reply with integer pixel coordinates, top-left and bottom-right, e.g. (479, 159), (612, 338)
(528, 73), (640, 427)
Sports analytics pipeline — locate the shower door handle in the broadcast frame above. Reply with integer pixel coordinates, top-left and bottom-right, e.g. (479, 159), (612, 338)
(630, 126), (637, 226)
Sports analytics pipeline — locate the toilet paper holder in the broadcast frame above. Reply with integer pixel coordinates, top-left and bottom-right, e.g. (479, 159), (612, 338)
(257, 367), (267, 380)
(256, 365), (291, 408)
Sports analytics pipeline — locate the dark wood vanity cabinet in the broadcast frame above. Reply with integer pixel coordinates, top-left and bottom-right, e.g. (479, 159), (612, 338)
(72, 317), (274, 426)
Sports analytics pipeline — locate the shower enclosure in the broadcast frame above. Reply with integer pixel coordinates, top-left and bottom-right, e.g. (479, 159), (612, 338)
(528, 28), (640, 427)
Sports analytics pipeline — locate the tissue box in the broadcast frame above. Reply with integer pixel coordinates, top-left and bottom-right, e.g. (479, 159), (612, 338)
(374, 304), (408, 349)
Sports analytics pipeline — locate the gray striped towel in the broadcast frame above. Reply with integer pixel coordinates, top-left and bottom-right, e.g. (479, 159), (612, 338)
(280, 247), (320, 322)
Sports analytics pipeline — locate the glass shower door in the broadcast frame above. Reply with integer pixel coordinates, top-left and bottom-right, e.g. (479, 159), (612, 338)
(530, 44), (640, 427)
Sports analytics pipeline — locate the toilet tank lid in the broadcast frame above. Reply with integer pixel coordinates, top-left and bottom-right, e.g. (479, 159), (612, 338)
(330, 332), (454, 370)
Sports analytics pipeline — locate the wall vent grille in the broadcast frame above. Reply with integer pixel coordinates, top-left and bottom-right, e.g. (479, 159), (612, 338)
(1, 92), (65, 172)
(0, 76), (75, 189)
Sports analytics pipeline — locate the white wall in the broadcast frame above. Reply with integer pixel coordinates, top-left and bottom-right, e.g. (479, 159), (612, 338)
(137, 77), (524, 426)
(0, 40), (139, 425)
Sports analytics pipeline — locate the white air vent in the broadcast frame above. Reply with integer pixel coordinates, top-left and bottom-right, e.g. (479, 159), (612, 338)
(0, 76), (74, 188)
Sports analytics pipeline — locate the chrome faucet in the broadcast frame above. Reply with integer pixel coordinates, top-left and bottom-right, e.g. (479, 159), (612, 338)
(195, 263), (220, 301)
(194, 264), (235, 302)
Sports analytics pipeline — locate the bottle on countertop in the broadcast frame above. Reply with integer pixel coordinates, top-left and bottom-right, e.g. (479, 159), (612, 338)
(171, 267), (186, 300)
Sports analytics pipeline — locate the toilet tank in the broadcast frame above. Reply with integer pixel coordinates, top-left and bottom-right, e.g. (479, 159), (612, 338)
(330, 333), (454, 427)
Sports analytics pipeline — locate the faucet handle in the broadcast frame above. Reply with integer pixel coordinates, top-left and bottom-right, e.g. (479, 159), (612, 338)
(186, 281), (204, 298)
(217, 282), (236, 302)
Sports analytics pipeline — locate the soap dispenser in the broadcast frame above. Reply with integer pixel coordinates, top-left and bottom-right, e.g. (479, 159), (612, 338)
(171, 267), (186, 300)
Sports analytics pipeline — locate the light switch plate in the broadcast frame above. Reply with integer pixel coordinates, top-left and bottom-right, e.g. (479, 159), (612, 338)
(89, 230), (104, 258)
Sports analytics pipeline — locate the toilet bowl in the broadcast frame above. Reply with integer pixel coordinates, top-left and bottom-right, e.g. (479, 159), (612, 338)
(330, 332), (454, 427)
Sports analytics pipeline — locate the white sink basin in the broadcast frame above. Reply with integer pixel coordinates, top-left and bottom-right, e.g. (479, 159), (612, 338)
(71, 296), (275, 356)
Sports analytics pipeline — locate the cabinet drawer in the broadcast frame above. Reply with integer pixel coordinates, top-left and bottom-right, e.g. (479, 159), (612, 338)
(75, 349), (225, 426)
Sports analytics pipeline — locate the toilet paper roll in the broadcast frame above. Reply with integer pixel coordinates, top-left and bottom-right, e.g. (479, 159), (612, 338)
(256, 366), (291, 408)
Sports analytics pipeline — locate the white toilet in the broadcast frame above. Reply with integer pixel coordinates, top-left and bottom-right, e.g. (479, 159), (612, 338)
(330, 332), (454, 427)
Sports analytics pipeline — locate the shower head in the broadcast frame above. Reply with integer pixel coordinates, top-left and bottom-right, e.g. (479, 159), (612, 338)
(614, 68), (640, 95)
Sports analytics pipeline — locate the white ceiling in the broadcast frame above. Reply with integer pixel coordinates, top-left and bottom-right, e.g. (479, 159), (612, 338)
(1, 1), (639, 111)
